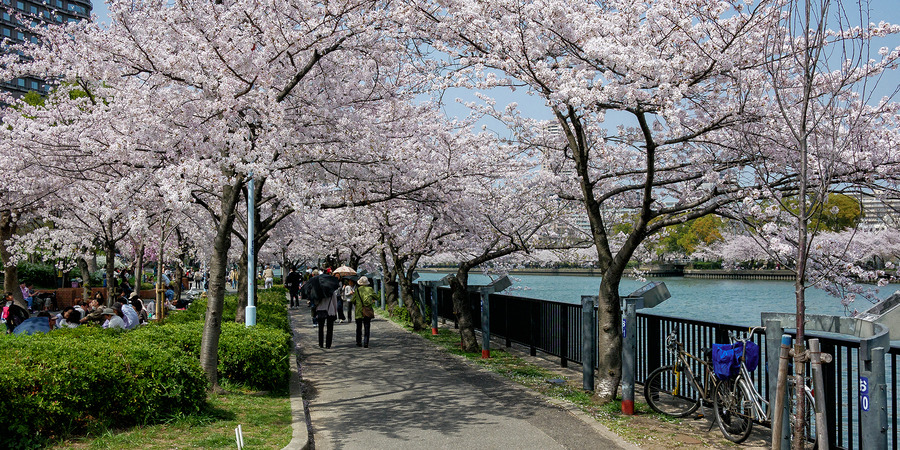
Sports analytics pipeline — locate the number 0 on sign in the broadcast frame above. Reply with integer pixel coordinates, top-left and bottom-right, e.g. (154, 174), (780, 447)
(860, 376), (869, 412)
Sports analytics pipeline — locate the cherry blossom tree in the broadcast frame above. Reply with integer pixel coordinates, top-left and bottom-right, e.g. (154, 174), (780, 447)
(411, 0), (798, 400)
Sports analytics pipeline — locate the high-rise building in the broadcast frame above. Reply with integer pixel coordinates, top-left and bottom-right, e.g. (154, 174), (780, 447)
(0, 0), (91, 97)
(859, 192), (900, 230)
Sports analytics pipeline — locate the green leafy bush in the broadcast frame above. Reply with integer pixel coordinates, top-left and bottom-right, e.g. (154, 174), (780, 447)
(16, 262), (58, 288)
(0, 287), (291, 447)
(0, 328), (207, 449)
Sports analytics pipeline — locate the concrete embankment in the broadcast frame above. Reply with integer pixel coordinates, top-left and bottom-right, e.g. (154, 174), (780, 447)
(419, 267), (796, 280)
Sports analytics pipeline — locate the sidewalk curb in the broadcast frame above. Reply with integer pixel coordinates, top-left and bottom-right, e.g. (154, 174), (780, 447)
(282, 308), (311, 450)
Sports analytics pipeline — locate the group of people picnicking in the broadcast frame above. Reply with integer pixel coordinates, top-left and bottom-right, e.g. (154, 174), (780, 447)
(284, 266), (379, 350)
(2, 288), (157, 335)
(1, 265), (199, 335)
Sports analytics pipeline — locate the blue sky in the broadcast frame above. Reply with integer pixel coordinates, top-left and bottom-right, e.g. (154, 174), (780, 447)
(88, 0), (900, 130)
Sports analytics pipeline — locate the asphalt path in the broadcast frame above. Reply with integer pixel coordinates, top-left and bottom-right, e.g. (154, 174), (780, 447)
(286, 308), (634, 450)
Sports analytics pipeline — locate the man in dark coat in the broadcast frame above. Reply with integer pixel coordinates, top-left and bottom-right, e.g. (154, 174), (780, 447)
(285, 267), (302, 308)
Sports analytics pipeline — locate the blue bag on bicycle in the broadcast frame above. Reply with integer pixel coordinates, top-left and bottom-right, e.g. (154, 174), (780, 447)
(735, 340), (760, 373)
(712, 341), (761, 380)
(711, 343), (737, 379)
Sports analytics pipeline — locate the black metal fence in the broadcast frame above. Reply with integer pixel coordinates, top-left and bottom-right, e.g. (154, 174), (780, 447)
(418, 282), (899, 450)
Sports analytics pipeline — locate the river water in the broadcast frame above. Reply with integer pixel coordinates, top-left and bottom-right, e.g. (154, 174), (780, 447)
(416, 272), (899, 327)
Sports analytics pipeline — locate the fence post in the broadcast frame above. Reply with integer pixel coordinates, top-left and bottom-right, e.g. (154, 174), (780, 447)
(530, 301), (538, 357)
(582, 295), (596, 392)
(480, 290), (490, 359)
(379, 276), (386, 309)
(560, 306), (568, 368)
(820, 341), (837, 446)
(859, 340), (888, 450)
(765, 319), (790, 450)
(430, 284), (439, 335)
(621, 297), (637, 415)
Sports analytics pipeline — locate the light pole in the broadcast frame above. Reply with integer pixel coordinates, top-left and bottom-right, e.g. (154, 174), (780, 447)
(246, 173), (257, 327)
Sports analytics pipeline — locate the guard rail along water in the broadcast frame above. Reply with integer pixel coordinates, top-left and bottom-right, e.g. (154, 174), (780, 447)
(403, 278), (900, 450)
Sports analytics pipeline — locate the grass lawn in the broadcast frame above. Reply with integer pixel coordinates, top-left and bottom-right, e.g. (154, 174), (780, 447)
(49, 384), (291, 449)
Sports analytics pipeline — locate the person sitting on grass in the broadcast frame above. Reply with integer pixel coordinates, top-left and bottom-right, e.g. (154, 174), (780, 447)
(57, 308), (81, 328)
(3, 291), (29, 333)
(80, 297), (106, 325)
(101, 307), (125, 330)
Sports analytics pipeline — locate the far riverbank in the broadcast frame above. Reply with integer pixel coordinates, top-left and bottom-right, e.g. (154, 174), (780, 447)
(419, 266), (795, 280)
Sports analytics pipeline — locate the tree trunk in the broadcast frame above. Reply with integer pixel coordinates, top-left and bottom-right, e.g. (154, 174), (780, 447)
(449, 268), (479, 353)
(88, 253), (98, 275)
(397, 272), (426, 330)
(174, 261), (184, 295)
(105, 233), (117, 305)
(595, 272), (623, 401)
(78, 257), (91, 303)
(199, 178), (243, 392)
(0, 212), (26, 310)
(135, 243), (144, 292)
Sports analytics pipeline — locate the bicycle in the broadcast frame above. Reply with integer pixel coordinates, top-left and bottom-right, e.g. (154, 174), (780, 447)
(644, 330), (721, 417)
(713, 327), (816, 445)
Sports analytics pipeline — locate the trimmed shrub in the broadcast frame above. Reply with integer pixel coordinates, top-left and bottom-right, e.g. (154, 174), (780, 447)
(16, 262), (58, 288)
(0, 328), (207, 449)
(0, 286), (291, 446)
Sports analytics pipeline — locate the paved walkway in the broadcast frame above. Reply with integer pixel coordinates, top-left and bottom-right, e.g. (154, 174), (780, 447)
(282, 309), (637, 450)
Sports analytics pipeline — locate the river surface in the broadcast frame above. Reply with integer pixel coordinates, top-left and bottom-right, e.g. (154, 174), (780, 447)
(416, 272), (899, 327)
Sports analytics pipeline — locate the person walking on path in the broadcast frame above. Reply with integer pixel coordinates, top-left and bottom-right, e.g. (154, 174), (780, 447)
(351, 276), (376, 347)
(315, 287), (339, 348)
(342, 277), (357, 323)
(263, 265), (275, 289)
(285, 267), (302, 308)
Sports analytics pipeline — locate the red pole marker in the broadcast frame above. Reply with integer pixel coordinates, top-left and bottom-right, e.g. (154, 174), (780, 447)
(622, 399), (634, 415)
(482, 349), (490, 359)
(432, 327), (438, 335)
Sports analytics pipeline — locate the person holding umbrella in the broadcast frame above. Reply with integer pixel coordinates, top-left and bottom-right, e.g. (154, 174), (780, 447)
(342, 277), (357, 323)
(332, 265), (357, 323)
(301, 271), (341, 346)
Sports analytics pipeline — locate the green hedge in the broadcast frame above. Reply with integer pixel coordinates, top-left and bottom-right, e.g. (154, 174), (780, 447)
(16, 262), (57, 288)
(0, 328), (207, 449)
(0, 287), (292, 447)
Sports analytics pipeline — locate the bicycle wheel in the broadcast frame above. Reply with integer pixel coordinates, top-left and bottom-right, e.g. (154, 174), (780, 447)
(643, 365), (700, 417)
(788, 387), (818, 449)
(714, 377), (753, 443)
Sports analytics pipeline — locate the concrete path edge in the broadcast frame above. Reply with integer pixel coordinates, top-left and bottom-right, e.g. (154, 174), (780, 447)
(282, 309), (311, 450)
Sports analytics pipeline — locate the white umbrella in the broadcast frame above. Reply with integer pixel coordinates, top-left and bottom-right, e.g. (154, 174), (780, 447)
(332, 265), (357, 276)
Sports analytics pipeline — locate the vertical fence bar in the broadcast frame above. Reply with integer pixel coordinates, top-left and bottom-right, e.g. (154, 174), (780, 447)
(560, 306), (568, 368)
(480, 290), (490, 359)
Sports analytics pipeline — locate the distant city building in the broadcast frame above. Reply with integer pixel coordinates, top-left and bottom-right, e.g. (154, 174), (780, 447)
(859, 192), (900, 230)
(0, 0), (91, 97)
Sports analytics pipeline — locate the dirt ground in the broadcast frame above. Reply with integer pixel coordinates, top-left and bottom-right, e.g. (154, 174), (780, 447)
(482, 332), (774, 449)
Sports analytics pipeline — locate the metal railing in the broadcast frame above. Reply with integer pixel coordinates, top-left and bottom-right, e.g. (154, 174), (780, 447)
(417, 281), (898, 449)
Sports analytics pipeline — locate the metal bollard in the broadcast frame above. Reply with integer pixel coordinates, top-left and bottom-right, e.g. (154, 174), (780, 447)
(621, 298), (637, 415)
(431, 284), (439, 335)
(581, 295), (596, 392)
(480, 290), (490, 358)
